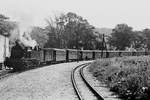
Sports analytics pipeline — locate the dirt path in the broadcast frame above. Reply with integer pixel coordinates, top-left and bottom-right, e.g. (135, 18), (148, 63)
(0, 61), (92, 100)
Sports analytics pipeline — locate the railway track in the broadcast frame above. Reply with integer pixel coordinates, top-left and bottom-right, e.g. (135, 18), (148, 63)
(0, 72), (15, 80)
(0, 70), (18, 81)
(71, 63), (104, 100)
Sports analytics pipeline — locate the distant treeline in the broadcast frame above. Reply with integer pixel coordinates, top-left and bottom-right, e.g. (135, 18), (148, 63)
(1, 13), (150, 51)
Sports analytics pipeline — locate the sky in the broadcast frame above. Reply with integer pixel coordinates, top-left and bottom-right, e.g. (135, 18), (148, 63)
(0, 0), (150, 30)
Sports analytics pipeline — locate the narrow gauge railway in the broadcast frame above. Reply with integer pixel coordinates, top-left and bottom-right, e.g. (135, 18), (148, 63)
(30, 48), (149, 65)
(71, 63), (103, 100)
(28, 48), (149, 67)
(4, 40), (150, 71)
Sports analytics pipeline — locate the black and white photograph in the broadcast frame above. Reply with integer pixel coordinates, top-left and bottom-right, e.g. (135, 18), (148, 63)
(0, 0), (150, 100)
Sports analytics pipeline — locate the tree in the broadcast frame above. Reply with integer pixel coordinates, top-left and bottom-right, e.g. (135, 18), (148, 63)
(44, 13), (66, 48)
(30, 27), (49, 48)
(93, 31), (107, 50)
(0, 14), (16, 37)
(108, 24), (133, 50)
(130, 31), (147, 50)
(142, 29), (150, 50)
(45, 12), (96, 49)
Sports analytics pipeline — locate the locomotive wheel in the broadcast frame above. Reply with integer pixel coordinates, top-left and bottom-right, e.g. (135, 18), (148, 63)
(11, 59), (26, 71)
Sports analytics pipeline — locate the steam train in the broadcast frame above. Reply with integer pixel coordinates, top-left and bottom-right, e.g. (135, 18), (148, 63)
(4, 41), (150, 71)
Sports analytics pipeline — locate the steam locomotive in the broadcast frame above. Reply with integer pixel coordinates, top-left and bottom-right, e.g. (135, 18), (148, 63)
(4, 41), (40, 71)
(4, 40), (150, 71)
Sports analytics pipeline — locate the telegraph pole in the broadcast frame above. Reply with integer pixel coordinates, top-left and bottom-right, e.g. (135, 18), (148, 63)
(76, 30), (79, 62)
(101, 34), (108, 58)
(101, 34), (104, 58)
(3, 36), (7, 69)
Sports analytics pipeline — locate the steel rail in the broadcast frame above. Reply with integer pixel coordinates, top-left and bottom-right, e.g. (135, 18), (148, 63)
(71, 63), (89, 100)
(71, 63), (103, 100)
(80, 65), (104, 100)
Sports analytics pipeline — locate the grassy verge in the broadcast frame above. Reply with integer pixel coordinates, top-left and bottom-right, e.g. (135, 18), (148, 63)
(89, 56), (150, 100)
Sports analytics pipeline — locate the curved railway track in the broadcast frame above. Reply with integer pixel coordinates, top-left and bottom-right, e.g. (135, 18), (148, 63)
(71, 63), (104, 100)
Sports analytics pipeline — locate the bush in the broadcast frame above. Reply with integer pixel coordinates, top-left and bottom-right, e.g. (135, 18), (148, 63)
(89, 56), (150, 100)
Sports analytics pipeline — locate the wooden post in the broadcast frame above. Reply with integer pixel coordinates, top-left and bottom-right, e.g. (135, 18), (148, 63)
(3, 36), (6, 69)
(80, 50), (83, 60)
(53, 49), (56, 62)
(43, 49), (46, 62)
(92, 51), (95, 60)
(101, 34), (104, 58)
(66, 49), (69, 62)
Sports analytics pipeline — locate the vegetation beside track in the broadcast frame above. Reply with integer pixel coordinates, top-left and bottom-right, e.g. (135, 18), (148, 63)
(89, 56), (150, 100)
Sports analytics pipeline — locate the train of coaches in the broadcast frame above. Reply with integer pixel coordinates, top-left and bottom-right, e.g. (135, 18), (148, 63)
(4, 41), (150, 71)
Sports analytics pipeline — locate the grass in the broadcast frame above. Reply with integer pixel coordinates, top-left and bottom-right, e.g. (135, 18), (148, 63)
(89, 56), (150, 100)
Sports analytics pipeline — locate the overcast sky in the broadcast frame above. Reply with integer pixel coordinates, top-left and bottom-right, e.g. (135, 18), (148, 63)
(0, 0), (150, 30)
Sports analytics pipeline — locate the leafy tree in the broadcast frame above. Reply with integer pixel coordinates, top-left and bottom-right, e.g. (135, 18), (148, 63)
(93, 32), (107, 50)
(30, 27), (49, 47)
(0, 14), (17, 48)
(108, 24), (133, 50)
(44, 13), (67, 48)
(45, 12), (96, 49)
(130, 31), (147, 50)
(0, 14), (16, 37)
(142, 29), (150, 50)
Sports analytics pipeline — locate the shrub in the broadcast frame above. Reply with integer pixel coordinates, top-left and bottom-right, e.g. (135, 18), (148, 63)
(89, 56), (150, 100)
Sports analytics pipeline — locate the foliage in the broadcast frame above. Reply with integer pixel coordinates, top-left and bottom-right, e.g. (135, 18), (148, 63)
(30, 27), (49, 47)
(89, 56), (150, 100)
(142, 29), (150, 50)
(44, 12), (96, 49)
(44, 14), (65, 48)
(0, 14), (17, 37)
(130, 31), (147, 50)
(108, 24), (133, 50)
(107, 24), (150, 51)
(32, 12), (150, 50)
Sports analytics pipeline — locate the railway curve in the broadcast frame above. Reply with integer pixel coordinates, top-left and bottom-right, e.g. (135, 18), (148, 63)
(71, 63), (104, 100)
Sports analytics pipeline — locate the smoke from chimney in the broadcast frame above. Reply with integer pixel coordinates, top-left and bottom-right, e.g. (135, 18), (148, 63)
(10, 22), (38, 49)
(9, 11), (38, 49)
(19, 31), (37, 49)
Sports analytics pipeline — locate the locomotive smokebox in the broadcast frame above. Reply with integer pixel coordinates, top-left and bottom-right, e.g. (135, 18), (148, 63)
(10, 41), (26, 59)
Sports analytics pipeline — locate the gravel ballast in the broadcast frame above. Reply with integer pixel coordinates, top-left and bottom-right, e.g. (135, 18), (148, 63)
(0, 61), (92, 100)
(83, 66), (121, 100)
